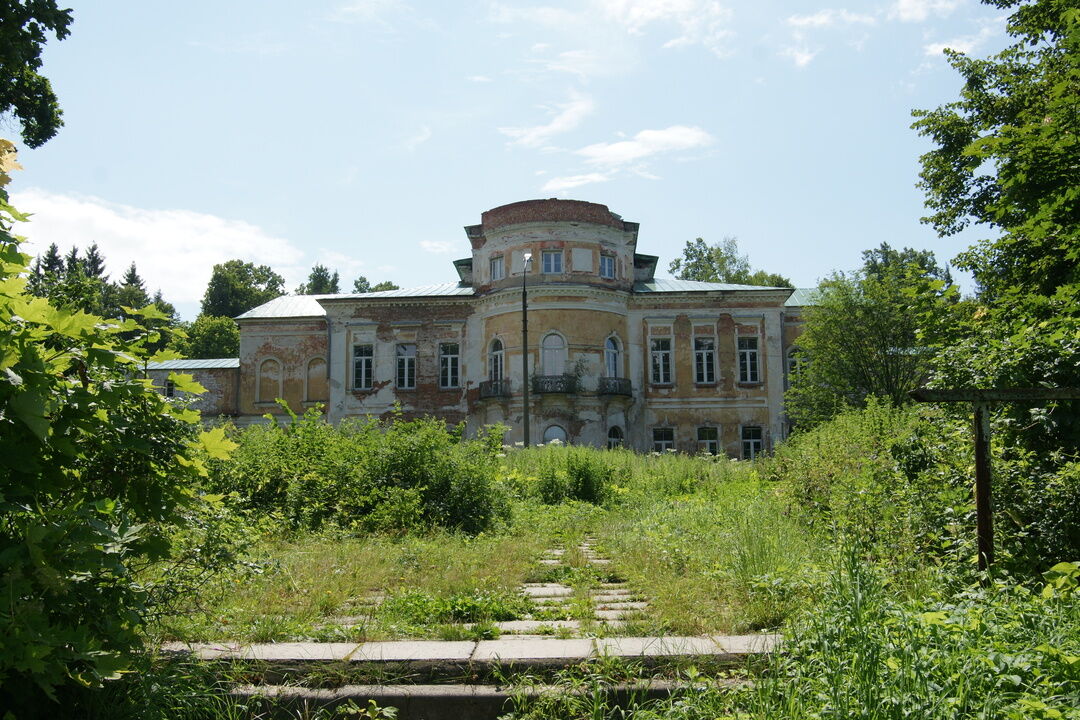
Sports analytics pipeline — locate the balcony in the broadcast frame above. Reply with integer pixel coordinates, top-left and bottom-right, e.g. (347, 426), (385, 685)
(532, 374), (578, 394)
(597, 376), (632, 396)
(479, 379), (511, 398)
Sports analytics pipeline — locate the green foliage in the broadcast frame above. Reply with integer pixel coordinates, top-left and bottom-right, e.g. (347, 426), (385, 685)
(785, 254), (957, 429)
(172, 314), (239, 359)
(200, 259), (285, 318)
(0, 196), (220, 711)
(747, 546), (1080, 720)
(295, 263), (340, 295)
(913, 0), (1080, 455)
(352, 276), (400, 293)
(379, 588), (530, 625)
(668, 236), (792, 287)
(209, 410), (510, 534)
(0, 2), (73, 148)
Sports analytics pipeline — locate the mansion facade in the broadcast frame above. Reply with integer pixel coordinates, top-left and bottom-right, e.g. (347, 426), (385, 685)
(153, 199), (810, 458)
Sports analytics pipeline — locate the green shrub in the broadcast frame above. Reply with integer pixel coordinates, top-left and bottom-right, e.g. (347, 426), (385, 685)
(0, 202), (225, 713)
(210, 412), (509, 534)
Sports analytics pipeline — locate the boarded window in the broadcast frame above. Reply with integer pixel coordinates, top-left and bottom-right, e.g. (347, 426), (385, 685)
(258, 358), (282, 404)
(306, 357), (328, 402)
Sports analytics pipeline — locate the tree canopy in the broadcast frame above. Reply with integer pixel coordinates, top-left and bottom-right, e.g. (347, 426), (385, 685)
(352, 275), (400, 293)
(200, 259), (284, 318)
(295, 263), (340, 295)
(785, 247), (957, 429)
(913, 0), (1080, 453)
(0, 1), (73, 148)
(668, 237), (792, 287)
(173, 314), (239, 359)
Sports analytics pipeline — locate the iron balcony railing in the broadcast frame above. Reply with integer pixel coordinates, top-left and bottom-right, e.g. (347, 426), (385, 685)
(532, 374), (578, 394)
(479, 379), (511, 398)
(597, 376), (632, 396)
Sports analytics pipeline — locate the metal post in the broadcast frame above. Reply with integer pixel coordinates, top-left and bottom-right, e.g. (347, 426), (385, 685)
(973, 402), (993, 571)
(521, 252), (531, 448)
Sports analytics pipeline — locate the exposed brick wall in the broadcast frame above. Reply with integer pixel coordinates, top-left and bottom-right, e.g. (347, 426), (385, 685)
(481, 199), (625, 231)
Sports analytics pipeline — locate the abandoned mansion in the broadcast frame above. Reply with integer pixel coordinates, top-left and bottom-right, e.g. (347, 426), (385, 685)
(152, 199), (813, 458)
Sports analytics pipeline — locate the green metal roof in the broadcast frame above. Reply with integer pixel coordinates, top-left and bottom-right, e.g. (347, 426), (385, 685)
(147, 358), (239, 370)
(237, 284), (475, 320)
(634, 279), (791, 293)
(784, 287), (820, 307)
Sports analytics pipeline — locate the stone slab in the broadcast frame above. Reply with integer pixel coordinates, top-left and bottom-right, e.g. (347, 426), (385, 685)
(538, 559), (561, 565)
(351, 641), (476, 662)
(590, 591), (633, 602)
(522, 584), (573, 598)
(494, 620), (581, 633)
(235, 643), (362, 661)
(596, 601), (648, 611)
(716, 634), (782, 654)
(595, 636), (725, 658)
(472, 637), (594, 661)
(595, 609), (644, 621)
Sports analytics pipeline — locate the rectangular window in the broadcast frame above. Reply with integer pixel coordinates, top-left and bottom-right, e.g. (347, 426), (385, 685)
(599, 254), (615, 279)
(697, 426), (719, 455)
(652, 428), (675, 452)
(650, 338), (672, 385)
(542, 250), (563, 274)
(396, 343), (416, 389)
(694, 337), (716, 384)
(742, 426), (763, 460)
(490, 256), (504, 281)
(353, 344), (373, 390)
(164, 380), (175, 398)
(738, 336), (760, 383)
(439, 343), (460, 388)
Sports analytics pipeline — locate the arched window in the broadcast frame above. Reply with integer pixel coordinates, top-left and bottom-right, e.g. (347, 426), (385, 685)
(607, 426), (624, 449)
(605, 336), (621, 378)
(258, 358), (282, 404)
(543, 424), (567, 444)
(542, 333), (566, 375)
(489, 338), (504, 381)
(306, 357), (328, 402)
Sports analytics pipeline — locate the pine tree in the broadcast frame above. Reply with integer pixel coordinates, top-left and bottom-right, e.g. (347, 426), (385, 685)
(83, 243), (106, 278)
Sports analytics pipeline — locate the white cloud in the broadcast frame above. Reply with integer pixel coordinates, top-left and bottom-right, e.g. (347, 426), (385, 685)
(923, 23), (997, 55)
(595, 0), (735, 56)
(889, 0), (962, 23)
(403, 125), (432, 151)
(787, 8), (877, 27)
(499, 91), (595, 148)
(576, 125), (713, 167)
(11, 189), (306, 309)
(541, 173), (610, 192)
(781, 43), (819, 67)
(466, 74), (493, 82)
(419, 239), (457, 254)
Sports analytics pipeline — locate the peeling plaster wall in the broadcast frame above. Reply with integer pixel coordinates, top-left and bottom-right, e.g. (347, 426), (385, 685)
(238, 318), (328, 417)
(148, 368), (238, 416)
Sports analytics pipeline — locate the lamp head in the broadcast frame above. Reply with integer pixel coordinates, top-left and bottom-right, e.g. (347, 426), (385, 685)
(523, 251), (532, 264)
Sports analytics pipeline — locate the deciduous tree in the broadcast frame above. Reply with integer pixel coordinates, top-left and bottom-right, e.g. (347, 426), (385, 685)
(295, 263), (340, 294)
(668, 236), (792, 287)
(0, 1), (73, 147)
(200, 259), (285, 318)
(175, 314), (239, 359)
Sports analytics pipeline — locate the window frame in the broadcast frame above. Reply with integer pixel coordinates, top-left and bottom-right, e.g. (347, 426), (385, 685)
(439, 342), (460, 389)
(396, 343), (416, 390)
(164, 379), (175, 398)
(694, 337), (717, 385)
(652, 427), (675, 452)
(490, 255), (505, 282)
(605, 336), (621, 378)
(489, 338), (504, 381)
(353, 344), (374, 391)
(541, 332), (567, 375)
(738, 336), (760, 384)
(741, 425), (763, 460)
(607, 426), (624, 449)
(541, 250), (563, 274)
(543, 424), (567, 444)
(599, 254), (616, 279)
(650, 338), (673, 385)
(697, 426), (719, 455)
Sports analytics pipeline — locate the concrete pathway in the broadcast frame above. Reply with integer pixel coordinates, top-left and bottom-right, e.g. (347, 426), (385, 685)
(165, 633), (779, 665)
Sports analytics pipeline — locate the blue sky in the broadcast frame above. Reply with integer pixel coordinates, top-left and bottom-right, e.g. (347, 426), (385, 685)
(10, 0), (1007, 319)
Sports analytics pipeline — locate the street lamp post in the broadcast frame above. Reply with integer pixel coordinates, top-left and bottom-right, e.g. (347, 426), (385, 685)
(521, 251), (532, 447)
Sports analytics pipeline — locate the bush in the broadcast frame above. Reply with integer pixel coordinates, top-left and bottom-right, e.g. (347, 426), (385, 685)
(0, 198), (223, 713)
(209, 410), (509, 534)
